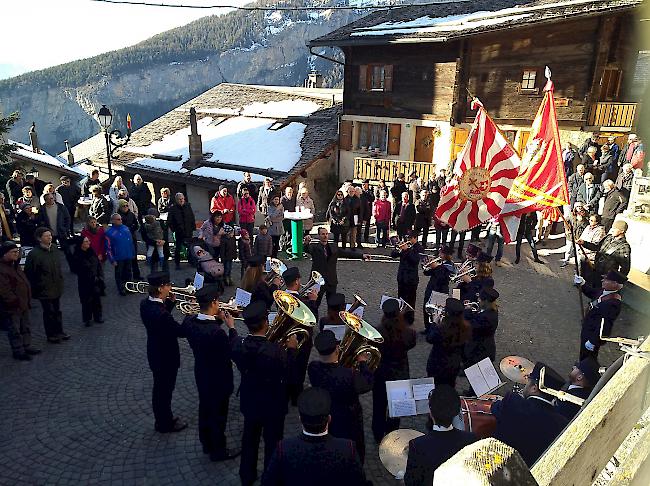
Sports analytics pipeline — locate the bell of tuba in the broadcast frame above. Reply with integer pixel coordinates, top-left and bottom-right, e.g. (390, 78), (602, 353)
(266, 290), (316, 350)
(298, 270), (325, 297)
(337, 311), (384, 372)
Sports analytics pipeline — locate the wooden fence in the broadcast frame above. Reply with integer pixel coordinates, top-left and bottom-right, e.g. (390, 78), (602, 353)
(353, 157), (437, 182)
(588, 102), (638, 128)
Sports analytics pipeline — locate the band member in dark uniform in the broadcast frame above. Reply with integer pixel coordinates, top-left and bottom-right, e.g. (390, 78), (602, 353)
(231, 301), (299, 486)
(262, 387), (367, 486)
(139, 271), (188, 433)
(308, 330), (373, 462)
(391, 230), (423, 325)
(492, 362), (569, 466)
(404, 385), (477, 485)
(574, 270), (626, 360)
(304, 227), (369, 308)
(464, 288), (500, 369)
(426, 298), (471, 388)
(283, 266), (318, 405)
(555, 357), (600, 420)
(182, 285), (239, 461)
(318, 292), (346, 333)
(372, 298), (417, 443)
(246, 255), (281, 310)
(422, 245), (455, 333)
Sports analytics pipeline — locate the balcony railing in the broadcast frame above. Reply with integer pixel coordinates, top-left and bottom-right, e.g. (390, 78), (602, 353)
(587, 102), (637, 128)
(354, 157), (436, 182)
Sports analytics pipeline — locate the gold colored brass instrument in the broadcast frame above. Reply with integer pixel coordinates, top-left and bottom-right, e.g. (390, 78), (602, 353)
(265, 258), (287, 284)
(338, 311), (384, 372)
(266, 290), (316, 350)
(298, 271), (324, 297)
(177, 299), (245, 316)
(348, 294), (367, 314)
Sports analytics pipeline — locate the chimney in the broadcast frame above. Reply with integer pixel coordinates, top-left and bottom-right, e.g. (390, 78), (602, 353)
(188, 107), (203, 163)
(306, 71), (323, 89)
(29, 122), (40, 154)
(65, 140), (75, 165)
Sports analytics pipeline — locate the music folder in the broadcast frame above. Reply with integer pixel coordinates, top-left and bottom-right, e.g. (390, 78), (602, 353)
(386, 378), (435, 418)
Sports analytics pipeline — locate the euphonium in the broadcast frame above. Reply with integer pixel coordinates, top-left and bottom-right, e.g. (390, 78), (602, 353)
(265, 258), (287, 284)
(337, 311), (383, 372)
(298, 271), (324, 297)
(266, 290), (316, 350)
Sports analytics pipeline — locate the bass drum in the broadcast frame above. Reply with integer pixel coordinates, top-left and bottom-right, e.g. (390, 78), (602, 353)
(452, 395), (500, 439)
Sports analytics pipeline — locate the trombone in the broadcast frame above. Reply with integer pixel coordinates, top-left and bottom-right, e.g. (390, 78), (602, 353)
(124, 281), (197, 303)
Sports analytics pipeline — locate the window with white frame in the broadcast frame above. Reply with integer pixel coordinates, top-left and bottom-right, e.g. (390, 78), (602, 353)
(521, 69), (537, 91)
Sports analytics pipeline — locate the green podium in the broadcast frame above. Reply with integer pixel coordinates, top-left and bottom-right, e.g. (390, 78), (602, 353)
(285, 210), (312, 260)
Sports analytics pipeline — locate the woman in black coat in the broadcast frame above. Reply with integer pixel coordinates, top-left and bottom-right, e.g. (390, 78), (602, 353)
(391, 230), (423, 325)
(72, 236), (104, 326)
(326, 190), (350, 247)
(372, 298), (417, 443)
(464, 288), (499, 368)
(15, 204), (40, 247)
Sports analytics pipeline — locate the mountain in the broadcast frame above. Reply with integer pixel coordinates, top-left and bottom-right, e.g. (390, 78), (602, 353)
(0, 0), (365, 155)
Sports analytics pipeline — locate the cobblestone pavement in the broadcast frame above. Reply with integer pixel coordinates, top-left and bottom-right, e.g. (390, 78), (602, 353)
(0, 231), (646, 485)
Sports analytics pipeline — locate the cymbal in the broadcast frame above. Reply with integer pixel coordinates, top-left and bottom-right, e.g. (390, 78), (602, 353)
(378, 429), (424, 477)
(500, 356), (535, 384)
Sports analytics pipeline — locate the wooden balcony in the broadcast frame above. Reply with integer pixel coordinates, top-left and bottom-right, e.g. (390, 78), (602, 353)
(354, 157), (436, 182)
(587, 102), (637, 129)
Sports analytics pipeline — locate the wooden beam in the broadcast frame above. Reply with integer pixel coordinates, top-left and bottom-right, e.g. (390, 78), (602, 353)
(182, 160), (286, 179)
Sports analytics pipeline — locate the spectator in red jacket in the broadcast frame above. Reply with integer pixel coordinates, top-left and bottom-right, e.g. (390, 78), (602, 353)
(210, 186), (236, 223)
(80, 216), (108, 265)
(237, 187), (257, 237)
(373, 189), (392, 247)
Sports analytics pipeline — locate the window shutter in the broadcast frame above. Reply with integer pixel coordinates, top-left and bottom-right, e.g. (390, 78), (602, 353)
(384, 65), (394, 92)
(388, 124), (401, 155)
(358, 65), (368, 92)
(339, 121), (353, 151)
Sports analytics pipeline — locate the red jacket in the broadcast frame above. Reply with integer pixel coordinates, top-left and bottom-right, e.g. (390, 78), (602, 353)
(81, 226), (108, 261)
(210, 195), (236, 223)
(373, 199), (392, 225)
(238, 196), (256, 224)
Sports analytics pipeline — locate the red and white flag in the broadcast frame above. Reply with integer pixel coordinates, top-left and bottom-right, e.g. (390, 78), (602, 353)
(435, 99), (520, 232)
(499, 67), (570, 242)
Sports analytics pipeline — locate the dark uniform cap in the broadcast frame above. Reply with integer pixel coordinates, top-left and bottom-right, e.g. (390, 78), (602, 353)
(314, 330), (338, 355)
(382, 298), (400, 317)
(576, 357), (601, 386)
(481, 277), (495, 289)
(327, 293), (346, 310)
(298, 387), (332, 423)
(529, 362), (565, 390)
(242, 301), (268, 325)
(248, 254), (265, 266)
(466, 243), (480, 257)
(445, 298), (464, 316)
(440, 245), (453, 255)
(480, 288), (499, 302)
(0, 241), (19, 258)
(428, 384), (461, 423)
(147, 271), (171, 287)
(195, 284), (221, 305)
(477, 253), (493, 263)
(282, 267), (301, 285)
(604, 270), (627, 284)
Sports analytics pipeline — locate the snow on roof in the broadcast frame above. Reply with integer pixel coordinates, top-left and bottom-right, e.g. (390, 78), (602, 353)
(9, 140), (87, 176)
(129, 115), (307, 181)
(130, 157), (267, 183)
(241, 99), (321, 118)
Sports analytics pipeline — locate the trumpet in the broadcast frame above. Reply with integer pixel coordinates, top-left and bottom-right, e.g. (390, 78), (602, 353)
(464, 301), (480, 312)
(421, 254), (442, 270)
(298, 271), (324, 297)
(450, 267), (477, 284)
(265, 258), (287, 284)
(348, 294), (367, 314)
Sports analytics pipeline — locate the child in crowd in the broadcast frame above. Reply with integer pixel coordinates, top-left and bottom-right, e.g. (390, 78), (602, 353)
(220, 225), (237, 286)
(238, 229), (252, 278)
(143, 211), (165, 273)
(253, 224), (273, 258)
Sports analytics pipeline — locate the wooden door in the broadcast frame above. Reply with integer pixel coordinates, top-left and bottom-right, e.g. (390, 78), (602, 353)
(451, 128), (469, 166)
(414, 126), (435, 163)
(599, 68), (622, 101)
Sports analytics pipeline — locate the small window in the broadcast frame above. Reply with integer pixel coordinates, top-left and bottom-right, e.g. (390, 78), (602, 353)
(371, 65), (385, 90)
(521, 69), (537, 91)
(358, 64), (393, 92)
(357, 122), (388, 153)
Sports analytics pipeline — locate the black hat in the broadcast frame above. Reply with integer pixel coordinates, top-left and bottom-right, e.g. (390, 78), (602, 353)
(604, 270), (627, 285)
(242, 301), (268, 326)
(466, 243), (480, 258)
(407, 229), (419, 240)
(147, 271), (171, 287)
(327, 293), (346, 310)
(576, 357), (600, 386)
(477, 253), (493, 263)
(0, 241), (19, 258)
(529, 362), (565, 391)
(382, 298), (400, 317)
(428, 384), (461, 424)
(195, 284), (221, 305)
(480, 288), (499, 302)
(314, 330), (338, 355)
(298, 387), (331, 424)
(481, 277), (495, 289)
(445, 298), (464, 316)
(440, 245), (453, 255)
(248, 254), (265, 266)
(282, 267), (301, 285)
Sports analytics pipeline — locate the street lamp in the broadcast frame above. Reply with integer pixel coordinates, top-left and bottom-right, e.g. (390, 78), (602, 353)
(97, 104), (131, 179)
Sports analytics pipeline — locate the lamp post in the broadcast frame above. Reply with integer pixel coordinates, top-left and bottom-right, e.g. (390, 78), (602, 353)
(98, 104), (131, 179)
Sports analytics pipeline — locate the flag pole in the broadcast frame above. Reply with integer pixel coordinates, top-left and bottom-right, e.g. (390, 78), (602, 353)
(560, 212), (585, 319)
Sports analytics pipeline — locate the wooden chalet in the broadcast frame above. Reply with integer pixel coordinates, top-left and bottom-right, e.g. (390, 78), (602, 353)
(309, 0), (647, 183)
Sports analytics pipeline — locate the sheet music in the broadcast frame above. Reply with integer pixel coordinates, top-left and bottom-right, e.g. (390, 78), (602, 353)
(268, 312), (278, 323)
(234, 288), (251, 308)
(412, 383), (435, 401)
(265, 257), (271, 272)
(192, 272), (204, 290)
(323, 325), (346, 341)
(464, 358), (502, 397)
(345, 303), (364, 318)
(386, 378), (435, 418)
(477, 358), (501, 390)
(452, 288), (461, 300)
(391, 399), (417, 417)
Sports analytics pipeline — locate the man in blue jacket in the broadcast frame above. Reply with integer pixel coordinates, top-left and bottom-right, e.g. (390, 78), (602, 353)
(105, 213), (135, 295)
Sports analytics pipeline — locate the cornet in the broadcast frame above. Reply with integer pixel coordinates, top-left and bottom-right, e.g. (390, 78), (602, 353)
(420, 254), (442, 270)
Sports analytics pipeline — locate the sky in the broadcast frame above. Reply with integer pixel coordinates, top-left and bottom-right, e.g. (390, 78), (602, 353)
(1, 0), (252, 79)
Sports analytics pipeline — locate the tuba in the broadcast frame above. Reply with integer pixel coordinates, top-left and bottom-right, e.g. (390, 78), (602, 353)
(266, 290), (316, 350)
(338, 311), (384, 372)
(298, 270), (325, 297)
